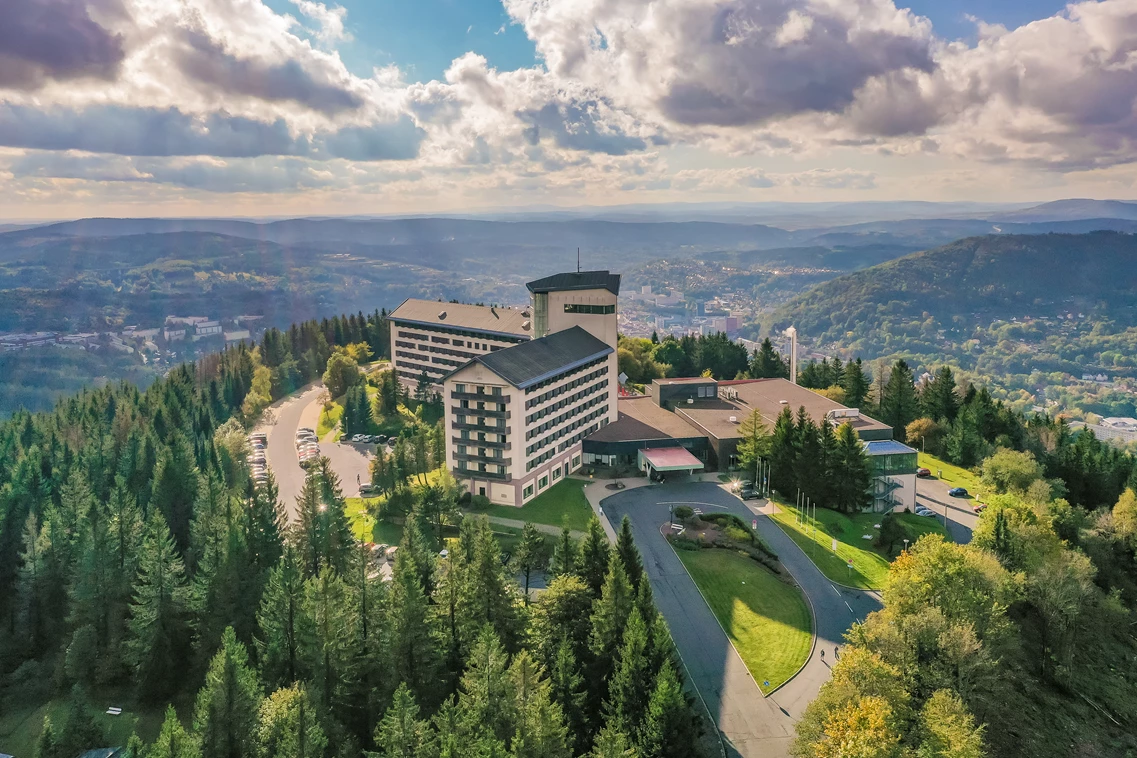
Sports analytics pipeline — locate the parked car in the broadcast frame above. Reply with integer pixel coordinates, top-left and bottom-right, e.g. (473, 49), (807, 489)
(948, 487), (969, 498)
(916, 467), (931, 478)
(915, 508), (935, 517)
(359, 484), (378, 496)
(374, 434), (387, 444)
(973, 503), (988, 514)
(738, 486), (760, 500)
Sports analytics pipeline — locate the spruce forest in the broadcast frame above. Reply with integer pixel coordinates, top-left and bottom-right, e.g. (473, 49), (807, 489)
(0, 312), (703, 758)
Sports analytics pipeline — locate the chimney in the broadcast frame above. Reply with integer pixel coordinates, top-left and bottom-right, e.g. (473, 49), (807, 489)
(785, 326), (798, 385)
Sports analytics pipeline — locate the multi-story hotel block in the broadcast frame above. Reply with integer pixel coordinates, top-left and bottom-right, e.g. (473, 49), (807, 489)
(436, 271), (622, 506)
(387, 299), (532, 385)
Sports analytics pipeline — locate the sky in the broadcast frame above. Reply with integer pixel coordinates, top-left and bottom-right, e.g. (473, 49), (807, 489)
(3, 0), (1137, 219)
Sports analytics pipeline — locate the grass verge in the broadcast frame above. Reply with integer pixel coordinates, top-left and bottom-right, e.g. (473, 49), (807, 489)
(918, 452), (982, 493)
(317, 400), (343, 439)
(768, 502), (947, 589)
(675, 548), (812, 694)
(478, 479), (593, 532)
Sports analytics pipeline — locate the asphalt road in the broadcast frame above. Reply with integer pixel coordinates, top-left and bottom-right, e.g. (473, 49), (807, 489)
(260, 384), (374, 522)
(915, 475), (979, 544)
(602, 482), (881, 758)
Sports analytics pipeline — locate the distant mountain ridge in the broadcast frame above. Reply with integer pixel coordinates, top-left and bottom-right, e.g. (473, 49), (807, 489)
(768, 231), (1137, 343)
(993, 199), (1137, 223)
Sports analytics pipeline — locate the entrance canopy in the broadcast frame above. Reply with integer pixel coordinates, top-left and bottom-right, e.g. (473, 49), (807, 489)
(638, 446), (704, 474)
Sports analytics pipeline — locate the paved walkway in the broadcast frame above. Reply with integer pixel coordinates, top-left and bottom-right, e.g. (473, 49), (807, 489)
(481, 515), (586, 539)
(600, 481), (882, 758)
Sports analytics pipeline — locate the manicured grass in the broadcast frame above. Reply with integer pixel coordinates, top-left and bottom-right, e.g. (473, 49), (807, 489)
(0, 686), (175, 758)
(480, 479), (594, 532)
(675, 548), (812, 694)
(918, 452), (981, 493)
(769, 501), (947, 589)
(318, 400), (343, 439)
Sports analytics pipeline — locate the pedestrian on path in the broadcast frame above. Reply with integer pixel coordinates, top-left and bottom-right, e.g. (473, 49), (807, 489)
(820, 649), (825, 661)
(835, 645), (840, 659)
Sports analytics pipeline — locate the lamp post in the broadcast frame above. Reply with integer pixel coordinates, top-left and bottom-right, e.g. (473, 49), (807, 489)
(902, 538), (909, 553)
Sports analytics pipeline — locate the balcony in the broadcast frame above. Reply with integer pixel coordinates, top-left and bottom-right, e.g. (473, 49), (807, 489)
(453, 437), (510, 450)
(455, 451), (510, 466)
(451, 405), (510, 420)
(450, 391), (511, 403)
(452, 420), (509, 433)
(453, 468), (512, 483)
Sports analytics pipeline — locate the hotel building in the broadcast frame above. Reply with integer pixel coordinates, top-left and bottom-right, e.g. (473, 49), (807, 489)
(439, 271), (621, 506)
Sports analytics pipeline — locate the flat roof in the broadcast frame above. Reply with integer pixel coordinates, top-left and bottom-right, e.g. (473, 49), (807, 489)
(389, 298), (532, 339)
(863, 440), (917, 456)
(640, 447), (704, 471)
(676, 378), (891, 441)
(457, 326), (612, 389)
(586, 396), (704, 443)
(526, 270), (621, 296)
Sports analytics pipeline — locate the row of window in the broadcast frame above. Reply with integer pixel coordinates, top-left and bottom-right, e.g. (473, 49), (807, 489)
(564, 303), (615, 314)
(456, 445), (504, 460)
(526, 404), (608, 464)
(556, 419), (603, 453)
(525, 364), (608, 409)
(457, 398), (507, 412)
(393, 321), (527, 345)
(393, 356), (445, 377)
(453, 384), (503, 396)
(526, 378), (607, 425)
(456, 429), (505, 443)
(526, 393), (606, 443)
(521, 454), (582, 501)
(457, 461), (506, 475)
(524, 356), (608, 397)
(454, 415), (506, 429)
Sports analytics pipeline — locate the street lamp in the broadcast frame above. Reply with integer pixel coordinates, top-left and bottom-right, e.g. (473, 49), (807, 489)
(902, 538), (909, 553)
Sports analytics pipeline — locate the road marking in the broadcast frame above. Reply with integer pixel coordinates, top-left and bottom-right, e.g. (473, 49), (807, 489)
(658, 501), (728, 509)
(844, 600), (855, 614)
(830, 584), (841, 596)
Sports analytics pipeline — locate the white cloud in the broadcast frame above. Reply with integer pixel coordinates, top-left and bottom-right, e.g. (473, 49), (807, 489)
(292, 0), (351, 44)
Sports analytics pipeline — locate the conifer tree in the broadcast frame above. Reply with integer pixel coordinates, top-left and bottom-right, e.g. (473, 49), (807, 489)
(151, 432), (202, 553)
(34, 714), (58, 758)
(373, 683), (432, 758)
(256, 684), (328, 758)
(614, 517), (644, 591)
(513, 522), (549, 604)
(638, 662), (698, 758)
(548, 525), (577, 578)
(127, 510), (190, 699)
(456, 627), (515, 746)
(589, 727), (638, 758)
(603, 610), (652, 736)
(300, 566), (358, 723)
(578, 516), (611, 598)
(879, 359), (919, 442)
(194, 627), (263, 758)
(256, 547), (308, 689)
(842, 359), (870, 409)
(389, 551), (440, 706)
(150, 705), (203, 758)
(58, 684), (107, 758)
(588, 560), (634, 726)
(832, 423), (872, 515)
(549, 637), (588, 752)
(509, 649), (571, 758)
(456, 517), (521, 652)
(528, 575), (594, 669)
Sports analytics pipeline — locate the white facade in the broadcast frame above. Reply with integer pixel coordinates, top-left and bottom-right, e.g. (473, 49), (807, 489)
(392, 323), (527, 385)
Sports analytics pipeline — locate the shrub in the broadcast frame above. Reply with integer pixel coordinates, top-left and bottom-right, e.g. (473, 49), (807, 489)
(670, 535), (702, 551)
(701, 512), (779, 560)
(674, 505), (694, 521)
(458, 491), (472, 506)
(470, 494), (491, 511)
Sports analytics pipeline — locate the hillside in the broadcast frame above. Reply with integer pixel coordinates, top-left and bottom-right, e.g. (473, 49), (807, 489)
(768, 232), (1137, 414)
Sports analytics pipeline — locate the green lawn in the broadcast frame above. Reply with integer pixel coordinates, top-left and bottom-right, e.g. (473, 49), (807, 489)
(676, 548), (812, 694)
(769, 502), (947, 590)
(318, 400), (343, 439)
(918, 452), (982, 493)
(0, 686), (176, 758)
(479, 479), (594, 532)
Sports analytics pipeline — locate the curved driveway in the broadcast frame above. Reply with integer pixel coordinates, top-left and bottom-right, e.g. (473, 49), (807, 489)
(601, 482), (881, 758)
(259, 384), (373, 522)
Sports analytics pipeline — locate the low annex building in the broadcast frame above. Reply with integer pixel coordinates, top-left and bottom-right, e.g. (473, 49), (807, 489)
(438, 270), (621, 506)
(582, 376), (917, 513)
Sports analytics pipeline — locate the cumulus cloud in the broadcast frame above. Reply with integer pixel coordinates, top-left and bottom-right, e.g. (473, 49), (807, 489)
(172, 26), (364, 116)
(503, 0), (935, 130)
(0, 0), (127, 90)
(292, 0), (351, 44)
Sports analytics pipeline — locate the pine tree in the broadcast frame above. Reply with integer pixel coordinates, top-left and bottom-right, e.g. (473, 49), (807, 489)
(509, 650), (571, 758)
(614, 517), (644, 592)
(637, 662), (698, 758)
(456, 627), (515, 746)
(548, 525), (577, 578)
(528, 574), (594, 669)
(256, 547), (308, 689)
(769, 407), (798, 497)
(256, 684), (328, 758)
(150, 705), (203, 758)
(34, 714), (59, 758)
(374, 683), (433, 758)
(389, 551), (440, 707)
(603, 610), (652, 736)
(749, 338), (789, 379)
(842, 359), (870, 409)
(832, 423), (872, 515)
(879, 359), (918, 442)
(588, 560), (634, 727)
(194, 627), (263, 758)
(549, 637), (588, 752)
(245, 471), (284, 574)
(589, 726), (638, 758)
(513, 522), (549, 603)
(919, 366), (960, 423)
(151, 432), (202, 553)
(59, 684), (108, 758)
(300, 566), (358, 723)
(127, 511), (190, 699)
(577, 516), (611, 598)
(455, 517), (521, 653)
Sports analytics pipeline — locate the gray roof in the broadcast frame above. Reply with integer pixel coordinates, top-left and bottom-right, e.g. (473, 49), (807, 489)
(863, 440), (917, 456)
(526, 270), (621, 296)
(458, 326), (612, 388)
(389, 299), (532, 339)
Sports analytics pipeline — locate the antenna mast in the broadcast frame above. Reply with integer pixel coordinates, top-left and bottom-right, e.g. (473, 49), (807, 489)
(577, 247), (581, 273)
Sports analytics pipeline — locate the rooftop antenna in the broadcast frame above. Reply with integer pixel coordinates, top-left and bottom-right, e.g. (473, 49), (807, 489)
(577, 247), (581, 273)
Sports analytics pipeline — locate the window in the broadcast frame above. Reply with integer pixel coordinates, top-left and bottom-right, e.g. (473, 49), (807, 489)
(455, 383), (465, 393)
(564, 303), (615, 314)
(523, 484), (534, 499)
(572, 454), (581, 468)
(539, 475), (549, 490)
(453, 340), (464, 347)
(552, 468), (561, 482)
(458, 445), (467, 455)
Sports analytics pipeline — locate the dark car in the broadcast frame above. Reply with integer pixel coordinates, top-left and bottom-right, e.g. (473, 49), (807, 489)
(916, 467), (931, 478)
(948, 487), (969, 498)
(738, 486), (760, 500)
